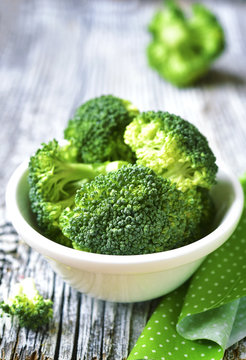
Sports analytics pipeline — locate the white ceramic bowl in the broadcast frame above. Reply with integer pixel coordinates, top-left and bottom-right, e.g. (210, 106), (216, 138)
(5, 161), (244, 302)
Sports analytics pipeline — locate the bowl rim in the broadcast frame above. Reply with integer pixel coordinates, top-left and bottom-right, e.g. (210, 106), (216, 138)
(5, 160), (244, 273)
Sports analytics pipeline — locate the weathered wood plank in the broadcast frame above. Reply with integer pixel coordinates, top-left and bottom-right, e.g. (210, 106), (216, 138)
(57, 285), (80, 360)
(102, 302), (117, 359)
(108, 303), (132, 360)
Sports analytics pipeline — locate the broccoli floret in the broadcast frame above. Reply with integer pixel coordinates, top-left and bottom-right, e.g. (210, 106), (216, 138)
(182, 187), (215, 245)
(147, 0), (225, 87)
(0, 278), (53, 331)
(28, 139), (128, 245)
(189, 3), (225, 60)
(124, 111), (218, 192)
(60, 164), (210, 255)
(196, 187), (216, 236)
(64, 95), (139, 163)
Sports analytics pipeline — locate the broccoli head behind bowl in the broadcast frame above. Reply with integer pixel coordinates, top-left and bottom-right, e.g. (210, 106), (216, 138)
(147, 0), (225, 87)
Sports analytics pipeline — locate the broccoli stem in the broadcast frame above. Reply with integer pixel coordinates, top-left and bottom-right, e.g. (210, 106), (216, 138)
(55, 160), (128, 181)
(42, 160), (129, 202)
(163, 161), (193, 180)
(64, 162), (100, 180)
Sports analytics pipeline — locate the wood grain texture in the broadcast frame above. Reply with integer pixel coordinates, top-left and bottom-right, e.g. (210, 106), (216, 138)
(0, 0), (246, 359)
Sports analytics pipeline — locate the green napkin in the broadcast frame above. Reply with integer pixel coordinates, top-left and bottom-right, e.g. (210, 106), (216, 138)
(128, 177), (246, 360)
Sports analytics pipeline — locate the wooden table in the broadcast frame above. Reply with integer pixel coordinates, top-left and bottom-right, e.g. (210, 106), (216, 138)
(0, 0), (246, 359)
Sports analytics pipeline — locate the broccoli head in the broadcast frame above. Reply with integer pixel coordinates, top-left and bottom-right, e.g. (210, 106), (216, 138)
(28, 139), (128, 245)
(60, 164), (211, 255)
(196, 187), (216, 236)
(64, 95), (139, 163)
(182, 187), (215, 245)
(147, 0), (225, 87)
(124, 111), (218, 191)
(0, 278), (53, 331)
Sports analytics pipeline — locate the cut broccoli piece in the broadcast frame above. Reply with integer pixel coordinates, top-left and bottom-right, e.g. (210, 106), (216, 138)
(64, 94), (139, 163)
(28, 139), (128, 245)
(124, 111), (217, 192)
(60, 164), (212, 255)
(0, 278), (53, 331)
(147, 0), (225, 87)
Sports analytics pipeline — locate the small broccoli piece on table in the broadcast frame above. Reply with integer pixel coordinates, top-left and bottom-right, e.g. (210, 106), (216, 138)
(60, 164), (210, 255)
(0, 278), (53, 331)
(28, 139), (128, 245)
(64, 94), (139, 163)
(147, 0), (225, 87)
(124, 111), (218, 192)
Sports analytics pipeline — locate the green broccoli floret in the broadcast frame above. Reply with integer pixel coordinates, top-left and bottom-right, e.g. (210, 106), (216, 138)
(147, 0), (225, 87)
(182, 187), (215, 245)
(124, 111), (218, 192)
(0, 278), (53, 331)
(60, 164), (211, 255)
(28, 139), (128, 245)
(64, 95), (139, 163)
(197, 187), (216, 236)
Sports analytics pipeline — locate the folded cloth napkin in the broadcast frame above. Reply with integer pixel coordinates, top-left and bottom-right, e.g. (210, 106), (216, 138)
(128, 176), (246, 360)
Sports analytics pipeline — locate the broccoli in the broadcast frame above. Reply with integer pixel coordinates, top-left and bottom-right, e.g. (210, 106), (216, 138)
(196, 187), (216, 236)
(28, 139), (128, 245)
(147, 0), (225, 87)
(182, 186), (215, 245)
(64, 95), (139, 163)
(28, 96), (217, 255)
(124, 111), (218, 192)
(0, 278), (53, 331)
(60, 164), (212, 255)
